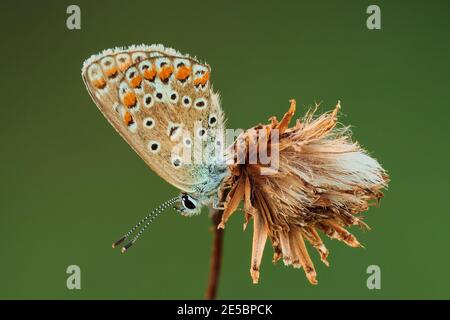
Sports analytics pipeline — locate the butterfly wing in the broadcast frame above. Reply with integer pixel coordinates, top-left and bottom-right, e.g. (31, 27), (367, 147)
(82, 45), (225, 194)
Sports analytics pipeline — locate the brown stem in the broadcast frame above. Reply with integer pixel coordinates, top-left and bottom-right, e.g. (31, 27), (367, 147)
(205, 207), (224, 300)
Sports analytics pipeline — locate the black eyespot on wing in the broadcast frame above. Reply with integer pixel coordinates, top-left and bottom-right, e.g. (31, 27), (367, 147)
(194, 98), (207, 110)
(156, 92), (163, 100)
(173, 158), (181, 167)
(169, 126), (179, 137)
(182, 96), (192, 107)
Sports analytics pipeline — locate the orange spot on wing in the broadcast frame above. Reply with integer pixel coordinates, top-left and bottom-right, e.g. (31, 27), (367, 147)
(176, 66), (191, 81)
(123, 92), (137, 108)
(159, 65), (174, 82)
(124, 111), (134, 126)
(143, 67), (157, 81)
(105, 67), (118, 78)
(130, 75), (142, 88)
(93, 78), (106, 89)
(193, 72), (209, 86)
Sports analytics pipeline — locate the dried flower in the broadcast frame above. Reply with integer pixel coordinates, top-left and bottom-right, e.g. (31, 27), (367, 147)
(218, 100), (389, 284)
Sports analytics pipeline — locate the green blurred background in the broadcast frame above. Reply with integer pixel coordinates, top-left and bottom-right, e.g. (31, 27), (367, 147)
(0, 0), (449, 299)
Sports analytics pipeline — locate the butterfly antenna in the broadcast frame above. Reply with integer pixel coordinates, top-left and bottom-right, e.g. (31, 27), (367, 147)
(112, 197), (178, 253)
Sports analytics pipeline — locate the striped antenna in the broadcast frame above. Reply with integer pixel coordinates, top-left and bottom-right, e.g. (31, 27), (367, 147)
(112, 196), (178, 253)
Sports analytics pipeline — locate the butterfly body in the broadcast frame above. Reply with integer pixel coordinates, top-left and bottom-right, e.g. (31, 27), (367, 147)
(82, 44), (228, 215)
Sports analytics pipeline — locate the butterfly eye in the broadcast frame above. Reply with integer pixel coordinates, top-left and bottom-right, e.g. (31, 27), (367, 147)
(194, 98), (207, 110)
(208, 114), (218, 127)
(182, 96), (192, 108)
(148, 141), (160, 154)
(143, 117), (155, 129)
(143, 94), (154, 108)
(181, 194), (197, 210)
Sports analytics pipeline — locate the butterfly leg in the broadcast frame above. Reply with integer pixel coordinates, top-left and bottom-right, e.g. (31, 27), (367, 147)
(212, 194), (226, 210)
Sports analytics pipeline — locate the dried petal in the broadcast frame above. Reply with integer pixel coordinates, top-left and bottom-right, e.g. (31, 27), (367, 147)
(250, 208), (268, 284)
(218, 177), (245, 229)
(276, 99), (296, 134)
(290, 228), (317, 285)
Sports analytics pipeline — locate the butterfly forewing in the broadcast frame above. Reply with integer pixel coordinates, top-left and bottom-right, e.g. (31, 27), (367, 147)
(82, 45), (225, 193)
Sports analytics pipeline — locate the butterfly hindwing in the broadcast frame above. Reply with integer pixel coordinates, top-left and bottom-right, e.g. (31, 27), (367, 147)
(82, 45), (225, 194)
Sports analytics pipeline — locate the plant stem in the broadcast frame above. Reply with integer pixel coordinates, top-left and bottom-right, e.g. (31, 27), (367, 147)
(205, 207), (224, 300)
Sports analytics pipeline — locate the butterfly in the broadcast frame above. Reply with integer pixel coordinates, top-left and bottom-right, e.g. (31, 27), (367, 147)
(82, 44), (229, 252)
